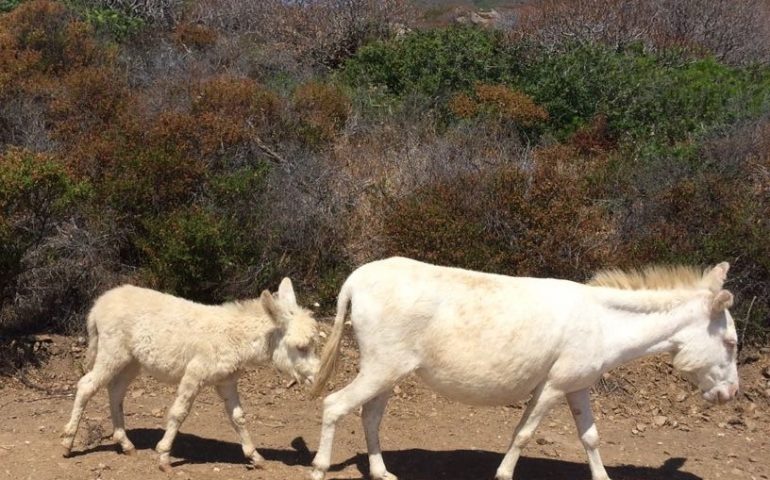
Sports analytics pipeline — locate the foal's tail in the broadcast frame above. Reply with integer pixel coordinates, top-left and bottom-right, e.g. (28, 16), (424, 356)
(83, 310), (99, 372)
(310, 280), (353, 398)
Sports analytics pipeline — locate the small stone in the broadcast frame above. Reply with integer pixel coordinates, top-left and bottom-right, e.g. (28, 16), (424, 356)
(536, 437), (554, 445)
(762, 366), (770, 379)
(151, 408), (164, 418)
(130, 389), (145, 399)
(675, 392), (688, 402)
(653, 416), (668, 427)
(635, 423), (646, 432)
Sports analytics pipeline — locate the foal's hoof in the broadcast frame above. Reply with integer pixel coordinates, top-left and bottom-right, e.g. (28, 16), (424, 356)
(122, 447), (137, 456)
(159, 463), (174, 474)
(61, 447), (72, 458)
(246, 452), (265, 469)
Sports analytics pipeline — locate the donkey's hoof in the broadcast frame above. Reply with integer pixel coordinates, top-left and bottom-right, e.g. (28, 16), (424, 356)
(159, 463), (173, 474)
(122, 447), (137, 456)
(62, 447), (72, 458)
(310, 468), (326, 480)
(373, 472), (398, 480)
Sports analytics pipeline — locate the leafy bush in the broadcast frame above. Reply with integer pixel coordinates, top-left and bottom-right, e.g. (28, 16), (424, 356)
(344, 27), (515, 99)
(0, 148), (86, 331)
(0, 0), (22, 13)
(82, 5), (144, 41)
(384, 145), (616, 278)
(292, 81), (351, 145)
(518, 44), (770, 141)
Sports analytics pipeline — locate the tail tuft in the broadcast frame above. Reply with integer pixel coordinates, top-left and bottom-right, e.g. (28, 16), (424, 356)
(83, 312), (98, 371)
(310, 283), (351, 398)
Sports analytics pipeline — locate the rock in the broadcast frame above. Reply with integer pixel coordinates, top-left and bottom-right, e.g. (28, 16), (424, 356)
(675, 392), (688, 402)
(536, 437), (554, 445)
(130, 389), (145, 399)
(151, 408), (164, 418)
(635, 423), (647, 432)
(763, 366), (770, 379)
(653, 415), (668, 427)
(456, 9), (503, 27)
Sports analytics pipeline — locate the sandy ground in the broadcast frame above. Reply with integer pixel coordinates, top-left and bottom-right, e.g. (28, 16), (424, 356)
(1, 334), (769, 480)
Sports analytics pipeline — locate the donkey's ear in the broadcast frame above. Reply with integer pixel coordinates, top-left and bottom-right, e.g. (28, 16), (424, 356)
(260, 290), (281, 324)
(277, 277), (297, 306)
(711, 289), (734, 313)
(703, 262), (729, 292)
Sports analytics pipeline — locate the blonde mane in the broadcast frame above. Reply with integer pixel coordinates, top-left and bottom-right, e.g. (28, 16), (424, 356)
(588, 265), (711, 291)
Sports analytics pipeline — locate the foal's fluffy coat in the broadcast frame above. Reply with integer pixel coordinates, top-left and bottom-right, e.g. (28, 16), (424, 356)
(61, 278), (319, 471)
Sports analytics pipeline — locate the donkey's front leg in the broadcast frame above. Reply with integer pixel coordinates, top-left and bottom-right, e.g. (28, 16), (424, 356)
(216, 380), (264, 467)
(156, 373), (204, 472)
(566, 389), (611, 480)
(495, 382), (562, 480)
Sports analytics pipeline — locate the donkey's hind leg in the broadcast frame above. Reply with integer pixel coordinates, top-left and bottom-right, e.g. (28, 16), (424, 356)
(362, 391), (395, 480)
(311, 367), (405, 480)
(61, 356), (127, 456)
(108, 361), (140, 455)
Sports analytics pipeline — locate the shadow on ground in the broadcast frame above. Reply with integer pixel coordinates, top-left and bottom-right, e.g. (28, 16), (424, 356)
(321, 440), (702, 480)
(70, 432), (702, 480)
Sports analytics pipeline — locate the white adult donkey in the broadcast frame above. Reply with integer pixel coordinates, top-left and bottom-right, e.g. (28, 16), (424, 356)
(62, 278), (320, 472)
(310, 257), (739, 480)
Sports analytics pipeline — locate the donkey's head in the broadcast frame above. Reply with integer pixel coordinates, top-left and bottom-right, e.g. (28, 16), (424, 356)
(670, 262), (739, 404)
(261, 278), (320, 385)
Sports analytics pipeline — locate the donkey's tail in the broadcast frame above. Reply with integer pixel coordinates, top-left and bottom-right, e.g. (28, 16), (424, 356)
(83, 310), (98, 372)
(310, 280), (353, 398)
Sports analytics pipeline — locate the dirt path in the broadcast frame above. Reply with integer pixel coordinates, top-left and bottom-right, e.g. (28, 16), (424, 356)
(1, 335), (769, 480)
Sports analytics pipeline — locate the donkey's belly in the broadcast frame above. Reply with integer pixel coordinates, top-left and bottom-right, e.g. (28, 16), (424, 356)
(415, 358), (549, 406)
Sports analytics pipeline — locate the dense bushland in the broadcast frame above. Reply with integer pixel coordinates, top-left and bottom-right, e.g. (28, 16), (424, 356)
(1, 0), (768, 344)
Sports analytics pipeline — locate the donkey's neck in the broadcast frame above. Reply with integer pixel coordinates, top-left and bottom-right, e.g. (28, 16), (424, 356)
(594, 288), (706, 371)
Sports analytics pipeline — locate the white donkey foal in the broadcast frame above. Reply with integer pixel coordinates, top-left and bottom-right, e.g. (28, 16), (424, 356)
(310, 257), (739, 480)
(62, 278), (319, 472)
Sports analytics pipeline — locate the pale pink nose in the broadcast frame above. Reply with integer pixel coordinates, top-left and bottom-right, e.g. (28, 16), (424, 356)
(728, 383), (739, 398)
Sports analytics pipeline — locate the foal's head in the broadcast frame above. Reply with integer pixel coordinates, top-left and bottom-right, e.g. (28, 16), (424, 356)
(261, 278), (320, 385)
(668, 262), (739, 404)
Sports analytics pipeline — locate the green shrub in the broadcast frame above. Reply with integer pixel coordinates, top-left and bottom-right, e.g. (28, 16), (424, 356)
(519, 44), (770, 141)
(82, 5), (144, 41)
(0, 0), (23, 12)
(0, 148), (85, 305)
(137, 207), (242, 301)
(344, 27), (516, 99)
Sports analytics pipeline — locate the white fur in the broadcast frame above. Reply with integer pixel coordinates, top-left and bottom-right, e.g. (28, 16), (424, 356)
(61, 278), (319, 471)
(310, 257), (739, 480)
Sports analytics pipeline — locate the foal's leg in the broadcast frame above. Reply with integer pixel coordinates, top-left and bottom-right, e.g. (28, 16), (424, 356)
(495, 382), (563, 480)
(108, 361), (140, 455)
(156, 372), (204, 472)
(362, 391), (395, 480)
(311, 370), (402, 480)
(215, 380), (263, 467)
(566, 389), (611, 480)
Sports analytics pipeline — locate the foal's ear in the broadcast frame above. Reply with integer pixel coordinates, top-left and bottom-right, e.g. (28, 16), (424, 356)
(277, 277), (298, 306)
(703, 262), (730, 292)
(711, 289), (734, 313)
(260, 290), (281, 324)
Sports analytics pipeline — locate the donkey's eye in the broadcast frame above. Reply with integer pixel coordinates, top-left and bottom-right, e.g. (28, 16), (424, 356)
(724, 339), (737, 349)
